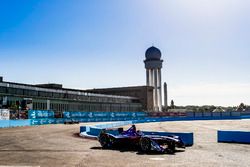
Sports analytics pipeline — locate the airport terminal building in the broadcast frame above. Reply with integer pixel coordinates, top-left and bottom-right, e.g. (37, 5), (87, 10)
(85, 86), (154, 112)
(0, 77), (142, 116)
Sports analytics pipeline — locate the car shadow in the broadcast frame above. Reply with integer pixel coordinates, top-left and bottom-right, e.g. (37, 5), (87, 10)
(90, 146), (138, 153)
(90, 146), (185, 155)
(90, 146), (103, 150)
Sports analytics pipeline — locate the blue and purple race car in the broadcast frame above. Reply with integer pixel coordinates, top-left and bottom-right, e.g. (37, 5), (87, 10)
(98, 125), (185, 154)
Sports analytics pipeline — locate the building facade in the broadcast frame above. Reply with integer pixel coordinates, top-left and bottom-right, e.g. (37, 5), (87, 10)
(0, 79), (142, 116)
(86, 86), (154, 112)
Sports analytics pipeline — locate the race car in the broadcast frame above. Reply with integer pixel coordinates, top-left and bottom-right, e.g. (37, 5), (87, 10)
(98, 125), (185, 154)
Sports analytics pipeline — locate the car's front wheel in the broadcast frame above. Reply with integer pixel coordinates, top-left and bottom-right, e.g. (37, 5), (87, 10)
(140, 137), (151, 152)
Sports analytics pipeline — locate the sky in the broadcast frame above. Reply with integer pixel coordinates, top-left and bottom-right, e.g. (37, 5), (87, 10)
(0, 0), (250, 106)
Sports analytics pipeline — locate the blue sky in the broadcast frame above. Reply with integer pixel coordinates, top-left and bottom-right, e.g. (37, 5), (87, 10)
(0, 0), (250, 106)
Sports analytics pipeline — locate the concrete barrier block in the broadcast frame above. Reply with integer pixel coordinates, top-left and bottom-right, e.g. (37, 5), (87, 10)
(218, 130), (250, 144)
(89, 127), (102, 136)
(80, 126), (86, 133)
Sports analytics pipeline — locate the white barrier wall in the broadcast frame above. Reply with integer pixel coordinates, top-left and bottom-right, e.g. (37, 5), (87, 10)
(0, 109), (10, 120)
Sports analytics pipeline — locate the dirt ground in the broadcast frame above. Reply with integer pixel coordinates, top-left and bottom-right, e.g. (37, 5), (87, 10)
(0, 119), (250, 167)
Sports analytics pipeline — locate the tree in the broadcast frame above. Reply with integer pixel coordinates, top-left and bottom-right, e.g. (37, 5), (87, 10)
(170, 100), (175, 109)
(237, 103), (246, 111)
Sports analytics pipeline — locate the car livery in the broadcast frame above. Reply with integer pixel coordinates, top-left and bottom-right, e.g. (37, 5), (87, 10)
(98, 125), (185, 154)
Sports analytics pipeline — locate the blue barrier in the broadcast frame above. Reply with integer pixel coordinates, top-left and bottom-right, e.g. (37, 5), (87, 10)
(30, 118), (56, 125)
(203, 112), (212, 117)
(218, 130), (250, 144)
(63, 111), (147, 119)
(212, 112), (221, 117)
(28, 110), (54, 119)
(221, 112), (231, 117)
(31, 118), (69, 125)
(231, 112), (241, 117)
(133, 116), (242, 123)
(143, 131), (193, 146)
(9, 120), (30, 127)
(194, 112), (203, 117)
(241, 115), (250, 119)
(28, 117), (142, 126)
(80, 126), (86, 132)
(27, 110), (250, 127)
(186, 111), (245, 119)
(0, 120), (10, 128)
(89, 127), (102, 136)
(0, 120), (31, 128)
(1, 112), (250, 128)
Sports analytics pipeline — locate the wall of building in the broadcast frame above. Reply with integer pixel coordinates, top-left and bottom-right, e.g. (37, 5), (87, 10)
(0, 81), (142, 116)
(86, 86), (154, 112)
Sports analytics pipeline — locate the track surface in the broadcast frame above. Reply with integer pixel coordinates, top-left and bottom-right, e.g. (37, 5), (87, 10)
(0, 120), (250, 167)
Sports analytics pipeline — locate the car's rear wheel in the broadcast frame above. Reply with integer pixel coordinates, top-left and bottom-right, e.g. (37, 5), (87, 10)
(118, 128), (124, 134)
(167, 141), (175, 154)
(140, 137), (151, 152)
(99, 134), (113, 149)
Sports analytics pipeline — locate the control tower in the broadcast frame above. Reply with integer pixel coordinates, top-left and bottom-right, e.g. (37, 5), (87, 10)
(144, 46), (163, 112)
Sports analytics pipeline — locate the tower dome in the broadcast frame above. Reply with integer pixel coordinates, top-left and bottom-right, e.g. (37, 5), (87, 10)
(145, 46), (161, 60)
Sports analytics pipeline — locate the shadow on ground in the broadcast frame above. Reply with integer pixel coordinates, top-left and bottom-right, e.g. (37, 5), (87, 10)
(0, 149), (88, 153)
(90, 146), (185, 155)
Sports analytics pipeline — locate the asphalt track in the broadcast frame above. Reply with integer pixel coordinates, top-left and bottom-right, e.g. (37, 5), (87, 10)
(0, 119), (250, 167)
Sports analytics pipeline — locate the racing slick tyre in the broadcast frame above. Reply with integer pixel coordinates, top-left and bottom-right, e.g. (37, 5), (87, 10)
(98, 134), (114, 149)
(167, 141), (176, 154)
(140, 137), (151, 152)
(118, 128), (124, 134)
